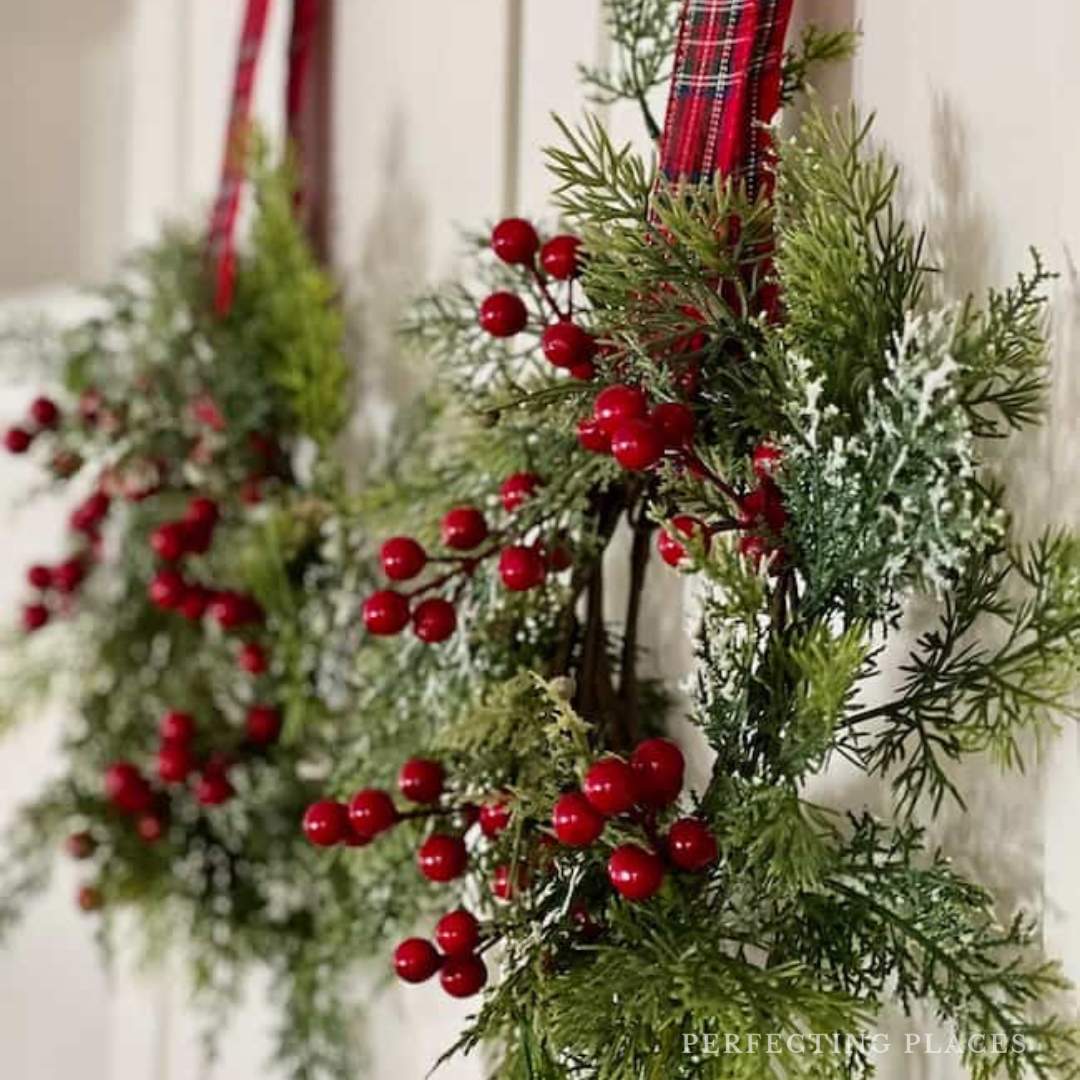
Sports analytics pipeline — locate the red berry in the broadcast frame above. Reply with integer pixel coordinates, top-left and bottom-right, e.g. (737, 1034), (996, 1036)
(195, 768), (234, 806)
(159, 710), (195, 742)
(630, 738), (684, 807)
(65, 832), (96, 860)
(208, 590), (259, 630)
(157, 741), (195, 784)
(22, 603), (49, 632)
(348, 788), (398, 839)
(398, 758), (445, 804)
(440, 954), (488, 998)
(246, 704), (281, 745)
(435, 909), (480, 957)
(394, 938), (442, 983)
(148, 569), (186, 610)
(541, 321), (594, 369)
(27, 564), (53, 590)
(303, 800), (350, 847)
(583, 757), (637, 817)
(738, 482), (788, 533)
(552, 791), (605, 847)
(178, 586), (209, 621)
(412, 598), (457, 643)
(53, 558), (86, 595)
(479, 292), (528, 337)
(657, 516), (709, 569)
(137, 814), (165, 843)
(77, 885), (103, 913)
(491, 863), (529, 902)
(539, 234), (581, 279)
(576, 417), (611, 453)
(498, 545), (546, 592)
(607, 843), (665, 901)
(738, 533), (772, 570)
(4, 426), (32, 454)
(546, 542), (573, 572)
(417, 833), (468, 883)
(185, 496), (219, 528)
(651, 402), (696, 448)
(104, 762), (153, 814)
(240, 477), (263, 506)
(593, 385), (647, 435)
(238, 642), (268, 674)
(491, 218), (539, 264)
(752, 441), (783, 480)
(362, 590), (410, 635)
(667, 818), (718, 872)
(150, 521), (188, 562)
(380, 536), (427, 581)
(570, 359), (596, 381)
(441, 507), (488, 550)
(500, 471), (542, 513)
(611, 419), (664, 471)
(29, 397), (60, 429)
(479, 798), (511, 838)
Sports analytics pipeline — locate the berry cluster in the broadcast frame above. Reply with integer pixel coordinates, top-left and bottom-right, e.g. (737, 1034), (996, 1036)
(3, 395), (61, 456)
(362, 480), (571, 644)
(479, 218), (594, 380)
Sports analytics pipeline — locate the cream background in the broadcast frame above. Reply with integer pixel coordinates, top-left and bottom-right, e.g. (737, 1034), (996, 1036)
(0, 1), (1078, 1077)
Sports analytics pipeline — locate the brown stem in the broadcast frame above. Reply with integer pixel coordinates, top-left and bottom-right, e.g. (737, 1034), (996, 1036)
(617, 509), (653, 745)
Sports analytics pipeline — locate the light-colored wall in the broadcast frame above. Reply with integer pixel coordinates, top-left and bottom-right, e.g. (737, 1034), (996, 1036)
(1, 2), (1078, 1078)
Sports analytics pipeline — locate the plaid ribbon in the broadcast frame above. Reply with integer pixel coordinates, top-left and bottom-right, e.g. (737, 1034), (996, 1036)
(658, 0), (793, 195)
(209, 0), (324, 316)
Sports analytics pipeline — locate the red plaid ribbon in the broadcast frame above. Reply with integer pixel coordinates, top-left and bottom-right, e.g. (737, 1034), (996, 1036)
(658, 0), (793, 195)
(209, 0), (324, 316)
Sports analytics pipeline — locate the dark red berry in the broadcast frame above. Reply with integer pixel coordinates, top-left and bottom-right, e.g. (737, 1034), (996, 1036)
(608, 843), (665, 901)
(539, 234), (581, 279)
(159, 710), (195, 742)
(195, 768), (234, 807)
(22, 602), (49, 632)
(65, 832), (96, 860)
(398, 758), (445, 804)
(4, 426), (32, 454)
(27, 564), (53, 590)
(157, 741), (195, 784)
(500, 471), (542, 513)
(541, 321), (594, 369)
(651, 402), (695, 448)
(441, 507), (488, 550)
(240, 477), (263, 506)
(576, 417), (611, 454)
(380, 536), (427, 581)
(546, 542), (573, 572)
(77, 885), (103, 913)
(207, 591), (262, 631)
(667, 818), (718, 872)
(738, 533), (773, 570)
(491, 863), (529, 902)
(435, 909), (480, 957)
(630, 738), (684, 807)
(583, 757), (637, 817)
(104, 762), (153, 814)
(570, 359), (596, 381)
(657, 516), (709, 569)
(498, 545), (546, 591)
(303, 800), (350, 847)
(479, 292), (528, 337)
(394, 937), (442, 983)
(151, 521), (188, 562)
(751, 441), (783, 480)
(593, 385), (647, 435)
(246, 704), (281, 745)
(362, 590), (410, 635)
(479, 798), (511, 838)
(238, 642), (268, 674)
(29, 397), (60, 429)
(440, 954), (488, 998)
(185, 496), (219, 528)
(52, 558), (86, 595)
(148, 569), (186, 610)
(179, 586), (209, 621)
(611, 419), (664, 471)
(738, 482), (787, 533)
(417, 833), (468, 882)
(348, 788), (398, 839)
(552, 791), (605, 847)
(412, 598), (457, 643)
(491, 218), (539, 265)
